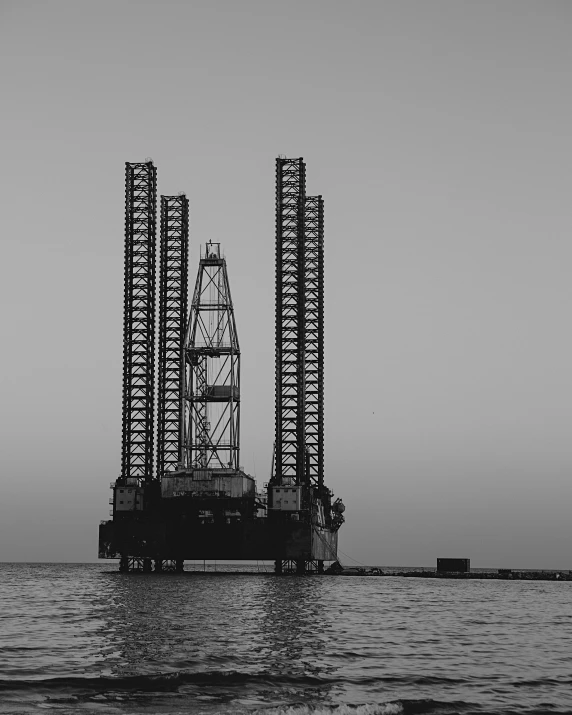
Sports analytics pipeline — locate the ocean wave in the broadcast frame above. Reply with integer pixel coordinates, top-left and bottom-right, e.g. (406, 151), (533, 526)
(254, 704), (404, 715)
(511, 676), (572, 687)
(253, 700), (477, 715)
(0, 670), (328, 693)
(0, 671), (476, 694)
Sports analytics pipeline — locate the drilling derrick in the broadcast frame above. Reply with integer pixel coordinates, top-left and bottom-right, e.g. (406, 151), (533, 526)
(120, 161), (157, 485)
(181, 242), (240, 471)
(156, 195), (189, 480)
(158, 242), (258, 558)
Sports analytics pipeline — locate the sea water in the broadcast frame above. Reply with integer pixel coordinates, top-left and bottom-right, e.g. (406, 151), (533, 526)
(1, 563), (571, 714)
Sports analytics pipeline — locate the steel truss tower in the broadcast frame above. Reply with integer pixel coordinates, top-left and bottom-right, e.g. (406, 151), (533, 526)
(156, 195), (189, 479)
(303, 195), (324, 489)
(274, 157), (307, 485)
(182, 242), (240, 471)
(121, 161), (157, 483)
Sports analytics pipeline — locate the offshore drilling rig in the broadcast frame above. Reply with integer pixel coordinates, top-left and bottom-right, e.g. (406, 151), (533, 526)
(98, 157), (345, 573)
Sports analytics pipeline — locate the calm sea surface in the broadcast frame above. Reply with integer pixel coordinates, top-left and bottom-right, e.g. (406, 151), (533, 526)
(0, 563), (571, 715)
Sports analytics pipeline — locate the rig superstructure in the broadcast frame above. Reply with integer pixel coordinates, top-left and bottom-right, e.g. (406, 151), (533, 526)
(99, 157), (344, 573)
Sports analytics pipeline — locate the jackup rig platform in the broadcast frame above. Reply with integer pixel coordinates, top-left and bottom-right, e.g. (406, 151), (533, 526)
(98, 158), (344, 573)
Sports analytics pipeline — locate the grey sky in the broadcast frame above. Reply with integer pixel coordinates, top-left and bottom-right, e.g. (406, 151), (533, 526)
(1, 1), (571, 567)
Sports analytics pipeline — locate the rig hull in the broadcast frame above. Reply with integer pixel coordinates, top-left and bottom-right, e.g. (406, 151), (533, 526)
(98, 518), (337, 562)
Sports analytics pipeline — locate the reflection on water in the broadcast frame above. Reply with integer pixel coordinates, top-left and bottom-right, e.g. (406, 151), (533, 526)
(257, 576), (336, 701)
(95, 572), (337, 707)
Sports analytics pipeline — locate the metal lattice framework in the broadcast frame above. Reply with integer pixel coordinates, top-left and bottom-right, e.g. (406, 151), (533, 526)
(182, 243), (240, 470)
(274, 157), (306, 485)
(304, 196), (324, 488)
(121, 161), (157, 482)
(156, 195), (189, 479)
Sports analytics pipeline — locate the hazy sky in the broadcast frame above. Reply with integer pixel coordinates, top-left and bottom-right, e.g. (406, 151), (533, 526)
(1, 1), (571, 567)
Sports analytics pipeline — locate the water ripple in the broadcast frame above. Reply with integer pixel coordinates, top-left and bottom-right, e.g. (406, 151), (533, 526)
(0, 564), (571, 714)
